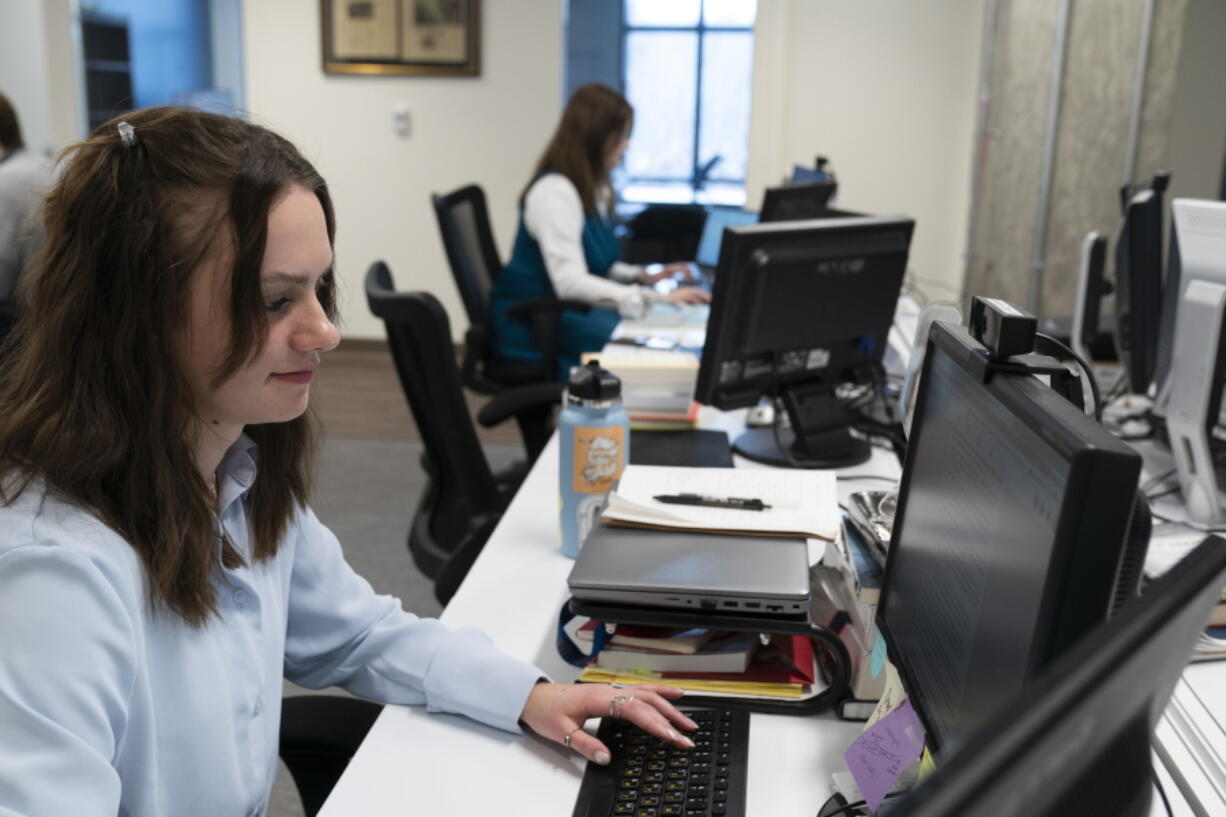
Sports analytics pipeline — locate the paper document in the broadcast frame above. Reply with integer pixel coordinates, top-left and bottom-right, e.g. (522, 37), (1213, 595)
(602, 465), (839, 541)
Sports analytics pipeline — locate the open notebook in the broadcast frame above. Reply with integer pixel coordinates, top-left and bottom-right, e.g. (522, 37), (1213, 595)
(602, 464), (839, 541)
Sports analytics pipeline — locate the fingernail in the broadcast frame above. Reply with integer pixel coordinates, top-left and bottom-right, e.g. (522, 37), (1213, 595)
(684, 717), (699, 730)
(595, 751), (611, 765)
(681, 735), (695, 748)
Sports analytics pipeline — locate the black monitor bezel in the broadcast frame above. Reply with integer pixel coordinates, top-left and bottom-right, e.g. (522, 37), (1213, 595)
(693, 216), (915, 412)
(760, 180), (839, 222)
(889, 535), (1226, 817)
(876, 321), (1142, 753)
(1113, 188), (1165, 393)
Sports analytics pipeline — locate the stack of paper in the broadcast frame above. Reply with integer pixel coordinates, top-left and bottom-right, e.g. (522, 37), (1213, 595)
(583, 349), (700, 428)
(601, 465), (840, 541)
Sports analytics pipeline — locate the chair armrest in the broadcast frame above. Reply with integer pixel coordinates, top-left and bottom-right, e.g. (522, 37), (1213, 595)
(506, 297), (591, 319)
(477, 382), (564, 428)
(460, 326), (504, 395)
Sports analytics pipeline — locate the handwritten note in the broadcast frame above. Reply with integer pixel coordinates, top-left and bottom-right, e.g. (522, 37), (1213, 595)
(843, 697), (926, 812)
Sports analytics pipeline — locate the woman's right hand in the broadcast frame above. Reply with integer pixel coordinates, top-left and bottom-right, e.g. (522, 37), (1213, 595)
(664, 286), (711, 305)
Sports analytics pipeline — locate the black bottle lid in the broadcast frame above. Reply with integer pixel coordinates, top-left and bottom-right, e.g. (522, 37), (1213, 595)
(567, 360), (621, 403)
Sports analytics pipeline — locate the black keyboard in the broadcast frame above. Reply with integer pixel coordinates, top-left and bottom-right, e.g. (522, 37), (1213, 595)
(571, 708), (750, 817)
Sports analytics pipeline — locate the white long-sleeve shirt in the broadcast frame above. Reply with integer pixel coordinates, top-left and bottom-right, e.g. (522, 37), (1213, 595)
(522, 174), (650, 318)
(0, 435), (545, 817)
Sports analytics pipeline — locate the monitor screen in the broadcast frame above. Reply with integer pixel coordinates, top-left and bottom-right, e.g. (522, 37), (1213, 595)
(877, 322), (1143, 753)
(694, 208), (759, 269)
(694, 216), (913, 468)
(1113, 187), (1165, 393)
(759, 181), (838, 222)
(890, 535), (1226, 817)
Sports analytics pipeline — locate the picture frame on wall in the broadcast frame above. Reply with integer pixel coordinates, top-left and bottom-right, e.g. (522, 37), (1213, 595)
(322, 0), (480, 76)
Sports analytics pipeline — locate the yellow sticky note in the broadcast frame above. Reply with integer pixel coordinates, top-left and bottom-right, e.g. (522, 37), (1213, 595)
(917, 746), (937, 782)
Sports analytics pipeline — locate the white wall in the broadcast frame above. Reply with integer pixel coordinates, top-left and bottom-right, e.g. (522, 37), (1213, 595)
(1165, 0), (1226, 205)
(242, 0), (564, 340)
(0, 0), (82, 157)
(747, 1), (984, 302)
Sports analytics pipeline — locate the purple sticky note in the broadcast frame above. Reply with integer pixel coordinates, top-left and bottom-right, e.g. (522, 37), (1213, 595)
(842, 697), (926, 812)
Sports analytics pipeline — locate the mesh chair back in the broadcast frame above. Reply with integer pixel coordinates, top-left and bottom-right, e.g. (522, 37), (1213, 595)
(364, 262), (502, 550)
(431, 185), (504, 329)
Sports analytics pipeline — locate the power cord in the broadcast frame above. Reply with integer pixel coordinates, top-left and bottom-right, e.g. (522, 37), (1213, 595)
(1153, 768), (1174, 817)
(1034, 332), (1102, 422)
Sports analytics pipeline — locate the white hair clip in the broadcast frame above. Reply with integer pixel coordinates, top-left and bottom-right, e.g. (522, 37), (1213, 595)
(117, 121), (136, 147)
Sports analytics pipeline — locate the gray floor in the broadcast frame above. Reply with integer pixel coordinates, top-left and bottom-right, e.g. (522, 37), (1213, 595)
(268, 435), (523, 817)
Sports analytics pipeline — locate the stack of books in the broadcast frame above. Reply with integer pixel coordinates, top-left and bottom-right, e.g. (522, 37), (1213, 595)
(578, 630), (818, 701)
(813, 519), (888, 718)
(574, 623), (760, 673)
(582, 348), (700, 429)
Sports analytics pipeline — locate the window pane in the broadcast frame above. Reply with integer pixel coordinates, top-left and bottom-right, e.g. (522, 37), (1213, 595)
(623, 32), (698, 181)
(625, 0), (700, 28)
(698, 32), (754, 183)
(696, 182), (748, 207)
(703, 0), (757, 28)
(622, 181), (696, 204)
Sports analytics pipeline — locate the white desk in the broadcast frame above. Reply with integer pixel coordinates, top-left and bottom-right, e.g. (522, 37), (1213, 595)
(319, 416), (900, 816)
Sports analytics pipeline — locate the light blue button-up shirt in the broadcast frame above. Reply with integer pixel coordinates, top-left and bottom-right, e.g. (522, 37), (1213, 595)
(0, 436), (545, 816)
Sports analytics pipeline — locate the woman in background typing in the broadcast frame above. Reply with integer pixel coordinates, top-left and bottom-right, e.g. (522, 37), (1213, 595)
(0, 107), (695, 817)
(488, 83), (709, 377)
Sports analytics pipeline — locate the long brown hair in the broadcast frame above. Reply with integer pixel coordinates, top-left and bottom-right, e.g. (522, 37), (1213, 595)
(0, 107), (337, 627)
(524, 83), (633, 216)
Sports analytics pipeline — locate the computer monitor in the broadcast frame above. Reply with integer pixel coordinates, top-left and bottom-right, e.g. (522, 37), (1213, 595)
(693, 216), (914, 468)
(1113, 174), (1169, 393)
(693, 207), (759, 269)
(790, 165), (831, 185)
(890, 535), (1226, 817)
(759, 181), (839, 222)
(877, 321), (1146, 754)
(1163, 198), (1226, 524)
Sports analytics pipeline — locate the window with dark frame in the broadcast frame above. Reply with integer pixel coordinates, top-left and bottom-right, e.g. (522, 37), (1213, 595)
(619, 0), (757, 206)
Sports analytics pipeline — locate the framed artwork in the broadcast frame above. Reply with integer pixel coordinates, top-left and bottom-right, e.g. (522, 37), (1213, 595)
(322, 0), (480, 76)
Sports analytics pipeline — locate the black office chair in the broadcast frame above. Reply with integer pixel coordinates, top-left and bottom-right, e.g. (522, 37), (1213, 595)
(431, 183), (589, 389)
(279, 695), (383, 817)
(365, 262), (562, 604)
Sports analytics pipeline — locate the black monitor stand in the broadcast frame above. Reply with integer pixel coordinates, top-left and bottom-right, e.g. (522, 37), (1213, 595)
(732, 381), (871, 469)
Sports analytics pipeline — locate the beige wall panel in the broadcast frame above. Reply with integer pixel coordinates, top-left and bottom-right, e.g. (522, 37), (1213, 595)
(966, 0), (1061, 308)
(1039, 0), (1146, 316)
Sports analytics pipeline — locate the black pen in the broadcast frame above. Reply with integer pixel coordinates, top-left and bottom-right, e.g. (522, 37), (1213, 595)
(653, 493), (770, 511)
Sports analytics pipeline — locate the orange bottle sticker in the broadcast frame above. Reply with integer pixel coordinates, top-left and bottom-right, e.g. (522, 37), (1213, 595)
(571, 425), (625, 494)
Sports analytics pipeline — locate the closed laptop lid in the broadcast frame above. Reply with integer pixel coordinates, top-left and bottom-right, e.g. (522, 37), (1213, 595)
(695, 208), (760, 268)
(567, 525), (810, 601)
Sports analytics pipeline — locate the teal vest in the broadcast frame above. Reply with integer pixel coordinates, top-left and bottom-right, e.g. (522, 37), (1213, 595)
(488, 174), (622, 377)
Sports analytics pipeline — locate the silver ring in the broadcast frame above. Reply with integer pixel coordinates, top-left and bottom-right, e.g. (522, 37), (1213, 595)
(608, 694), (635, 718)
(563, 726), (584, 748)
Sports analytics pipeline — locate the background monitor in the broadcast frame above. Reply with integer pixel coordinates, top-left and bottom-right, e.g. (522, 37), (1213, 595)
(693, 207), (759, 269)
(877, 321), (1145, 754)
(759, 181), (839, 222)
(1113, 176), (1168, 393)
(693, 216), (914, 468)
(890, 535), (1226, 817)
(1163, 198), (1226, 524)
(790, 164), (832, 185)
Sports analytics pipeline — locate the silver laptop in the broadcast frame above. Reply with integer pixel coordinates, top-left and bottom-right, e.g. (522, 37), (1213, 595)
(567, 524), (811, 616)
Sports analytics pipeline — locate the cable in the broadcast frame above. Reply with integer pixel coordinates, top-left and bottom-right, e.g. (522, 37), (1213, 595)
(814, 791), (908, 817)
(1034, 332), (1102, 422)
(1153, 769), (1174, 817)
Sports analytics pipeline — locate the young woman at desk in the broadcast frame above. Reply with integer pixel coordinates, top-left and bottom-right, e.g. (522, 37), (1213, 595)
(0, 108), (695, 816)
(488, 83), (710, 376)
